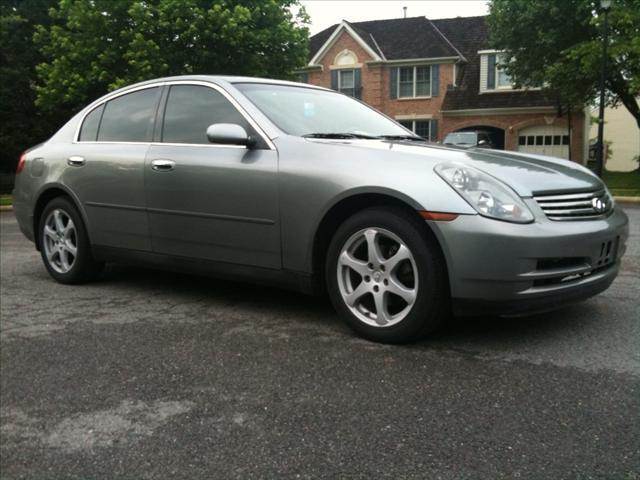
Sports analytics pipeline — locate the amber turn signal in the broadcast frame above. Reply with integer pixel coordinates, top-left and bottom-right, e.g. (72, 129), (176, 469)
(418, 211), (459, 221)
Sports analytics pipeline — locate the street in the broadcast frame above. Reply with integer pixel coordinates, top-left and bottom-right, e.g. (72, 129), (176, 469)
(1, 206), (638, 478)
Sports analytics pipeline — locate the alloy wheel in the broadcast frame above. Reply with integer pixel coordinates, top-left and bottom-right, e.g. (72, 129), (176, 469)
(337, 227), (418, 327)
(43, 209), (78, 274)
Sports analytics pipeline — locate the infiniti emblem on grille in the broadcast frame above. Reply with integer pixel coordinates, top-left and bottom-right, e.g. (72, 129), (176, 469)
(592, 196), (607, 213)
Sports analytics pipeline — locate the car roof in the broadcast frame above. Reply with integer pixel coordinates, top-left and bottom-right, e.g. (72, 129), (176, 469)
(116, 75), (330, 92)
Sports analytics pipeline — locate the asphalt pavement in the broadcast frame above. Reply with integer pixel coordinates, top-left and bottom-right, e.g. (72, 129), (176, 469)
(1, 206), (639, 479)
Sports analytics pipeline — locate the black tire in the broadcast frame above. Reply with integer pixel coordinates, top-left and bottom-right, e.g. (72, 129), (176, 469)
(326, 206), (449, 343)
(38, 197), (104, 284)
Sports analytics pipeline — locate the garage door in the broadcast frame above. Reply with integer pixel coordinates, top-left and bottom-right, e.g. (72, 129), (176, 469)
(517, 125), (570, 159)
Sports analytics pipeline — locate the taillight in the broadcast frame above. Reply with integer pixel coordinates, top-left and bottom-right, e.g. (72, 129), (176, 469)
(16, 153), (26, 174)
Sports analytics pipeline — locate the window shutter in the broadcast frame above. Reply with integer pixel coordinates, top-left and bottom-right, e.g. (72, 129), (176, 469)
(487, 54), (496, 90)
(331, 70), (339, 90)
(354, 68), (362, 99)
(430, 120), (438, 141)
(431, 64), (440, 96)
(390, 67), (398, 99)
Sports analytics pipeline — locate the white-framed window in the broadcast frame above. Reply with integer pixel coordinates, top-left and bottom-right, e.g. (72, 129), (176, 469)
(495, 54), (512, 89)
(398, 65), (433, 98)
(338, 69), (355, 97)
(399, 119), (437, 141)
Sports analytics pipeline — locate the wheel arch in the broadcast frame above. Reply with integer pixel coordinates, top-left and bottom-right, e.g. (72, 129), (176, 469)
(33, 184), (89, 251)
(310, 189), (448, 292)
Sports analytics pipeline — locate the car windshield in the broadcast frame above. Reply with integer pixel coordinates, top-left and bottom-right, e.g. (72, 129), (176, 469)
(444, 132), (477, 145)
(235, 83), (413, 138)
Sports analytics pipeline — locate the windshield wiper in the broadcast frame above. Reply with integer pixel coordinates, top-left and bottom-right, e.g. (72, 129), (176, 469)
(303, 132), (377, 139)
(376, 134), (425, 142)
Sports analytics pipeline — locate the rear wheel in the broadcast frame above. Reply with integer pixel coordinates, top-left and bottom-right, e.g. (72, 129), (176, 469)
(326, 207), (449, 343)
(39, 197), (103, 284)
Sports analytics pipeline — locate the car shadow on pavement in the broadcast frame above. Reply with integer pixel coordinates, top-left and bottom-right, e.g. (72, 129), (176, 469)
(93, 262), (593, 346)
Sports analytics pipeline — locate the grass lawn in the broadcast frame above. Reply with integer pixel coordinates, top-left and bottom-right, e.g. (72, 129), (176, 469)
(602, 170), (640, 197)
(0, 195), (12, 206)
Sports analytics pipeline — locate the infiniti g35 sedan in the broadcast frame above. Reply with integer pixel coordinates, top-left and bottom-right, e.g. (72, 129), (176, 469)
(13, 76), (629, 343)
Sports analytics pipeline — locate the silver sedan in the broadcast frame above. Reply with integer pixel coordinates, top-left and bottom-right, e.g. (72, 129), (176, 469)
(12, 76), (629, 343)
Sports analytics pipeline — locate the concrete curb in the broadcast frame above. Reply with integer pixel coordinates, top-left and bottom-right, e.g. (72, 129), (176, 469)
(614, 196), (640, 204)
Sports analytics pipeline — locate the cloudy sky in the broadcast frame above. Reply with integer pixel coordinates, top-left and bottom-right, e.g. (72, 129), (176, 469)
(299, 1), (490, 34)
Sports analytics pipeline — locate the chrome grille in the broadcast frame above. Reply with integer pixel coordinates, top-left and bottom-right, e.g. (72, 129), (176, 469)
(534, 190), (612, 221)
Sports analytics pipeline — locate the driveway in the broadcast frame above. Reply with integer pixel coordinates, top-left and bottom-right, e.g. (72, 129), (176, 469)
(1, 206), (638, 479)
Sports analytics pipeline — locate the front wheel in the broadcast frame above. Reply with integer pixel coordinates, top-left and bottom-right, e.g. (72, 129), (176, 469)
(39, 197), (104, 284)
(326, 207), (449, 343)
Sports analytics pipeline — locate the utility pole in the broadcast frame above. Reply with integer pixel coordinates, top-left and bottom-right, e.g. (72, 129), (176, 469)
(595, 0), (612, 177)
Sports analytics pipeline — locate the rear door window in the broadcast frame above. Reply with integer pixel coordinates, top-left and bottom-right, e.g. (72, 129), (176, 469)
(97, 87), (160, 142)
(161, 85), (251, 144)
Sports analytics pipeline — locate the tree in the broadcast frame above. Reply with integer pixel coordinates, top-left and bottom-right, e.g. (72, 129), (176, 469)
(0, 0), (60, 174)
(34, 0), (309, 114)
(488, 0), (640, 128)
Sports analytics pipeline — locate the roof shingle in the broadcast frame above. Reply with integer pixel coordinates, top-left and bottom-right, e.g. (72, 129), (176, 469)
(310, 16), (459, 61)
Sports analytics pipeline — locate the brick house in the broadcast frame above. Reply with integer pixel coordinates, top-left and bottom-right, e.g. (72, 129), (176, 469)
(299, 15), (588, 163)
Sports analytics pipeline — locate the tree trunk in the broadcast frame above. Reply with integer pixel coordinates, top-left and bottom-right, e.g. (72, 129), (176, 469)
(610, 73), (640, 129)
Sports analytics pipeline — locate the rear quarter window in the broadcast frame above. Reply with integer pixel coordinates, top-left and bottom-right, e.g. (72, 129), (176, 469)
(97, 87), (160, 142)
(78, 104), (104, 141)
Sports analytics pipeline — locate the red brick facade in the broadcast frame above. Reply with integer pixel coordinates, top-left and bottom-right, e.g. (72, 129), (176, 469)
(305, 28), (586, 163)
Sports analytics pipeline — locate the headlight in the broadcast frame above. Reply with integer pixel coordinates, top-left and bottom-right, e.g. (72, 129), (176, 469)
(435, 163), (534, 223)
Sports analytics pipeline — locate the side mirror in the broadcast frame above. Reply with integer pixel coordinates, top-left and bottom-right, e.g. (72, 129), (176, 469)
(206, 123), (255, 147)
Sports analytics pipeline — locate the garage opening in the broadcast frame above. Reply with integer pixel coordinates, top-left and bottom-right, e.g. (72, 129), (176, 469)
(456, 125), (505, 150)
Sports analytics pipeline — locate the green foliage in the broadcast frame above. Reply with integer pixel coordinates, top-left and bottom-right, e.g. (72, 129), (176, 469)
(34, 0), (310, 112)
(488, 0), (640, 127)
(0, 0), (309, 174)
(0, 0), (61, 173)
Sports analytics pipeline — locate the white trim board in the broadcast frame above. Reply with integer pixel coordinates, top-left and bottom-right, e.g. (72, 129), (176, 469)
(441, 106), (556, 116)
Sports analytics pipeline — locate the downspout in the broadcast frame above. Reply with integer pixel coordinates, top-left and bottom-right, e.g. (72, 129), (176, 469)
(567, 104), (572, 161)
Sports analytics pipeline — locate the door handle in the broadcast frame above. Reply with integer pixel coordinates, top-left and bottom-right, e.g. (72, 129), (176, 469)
(67, 156), (85, 167)
(151, 159), (175, 172)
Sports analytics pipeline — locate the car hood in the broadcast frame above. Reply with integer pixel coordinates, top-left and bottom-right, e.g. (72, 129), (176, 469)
(311, 139), (604, 197)
(455, 148), (603, 196)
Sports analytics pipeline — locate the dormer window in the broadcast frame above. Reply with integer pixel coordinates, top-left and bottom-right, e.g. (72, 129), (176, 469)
(479, 50), (541, 93)
(479, 50), (513, 91)
(495, 54), (512, 89)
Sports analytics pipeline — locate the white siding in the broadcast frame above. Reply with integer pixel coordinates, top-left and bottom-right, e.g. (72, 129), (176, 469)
(479, 54), (488, 92)
(589, 101), (640, 172)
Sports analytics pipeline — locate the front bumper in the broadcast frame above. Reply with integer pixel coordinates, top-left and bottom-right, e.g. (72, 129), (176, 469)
(429, 203), (629, 316)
